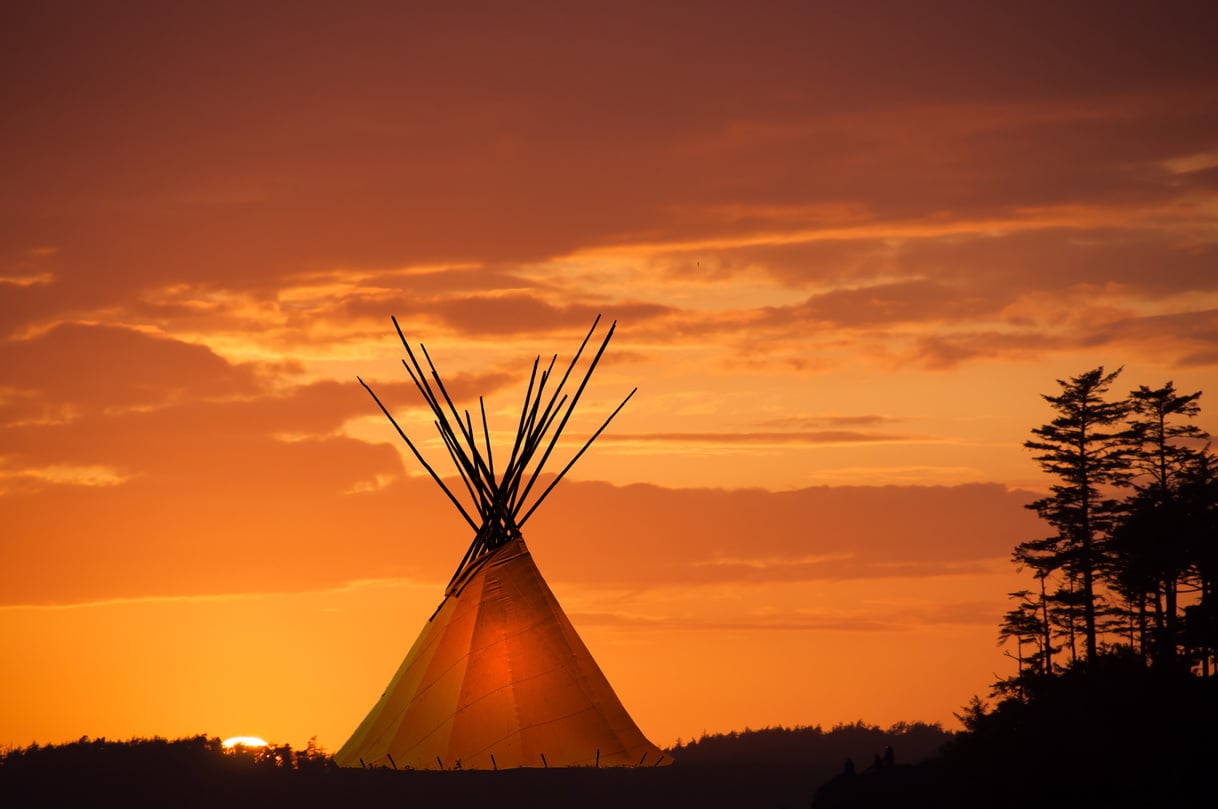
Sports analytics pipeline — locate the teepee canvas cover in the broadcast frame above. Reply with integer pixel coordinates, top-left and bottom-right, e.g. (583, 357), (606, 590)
(335, 318), (666, 769)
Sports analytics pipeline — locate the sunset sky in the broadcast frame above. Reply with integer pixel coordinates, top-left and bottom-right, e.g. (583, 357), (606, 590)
(3, 2), (1217, 753)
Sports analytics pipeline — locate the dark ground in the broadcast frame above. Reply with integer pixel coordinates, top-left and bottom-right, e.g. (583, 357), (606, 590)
(17, 690), (1213, 809)
(4, 764), (818, 809)
(0, 723), (947, 808)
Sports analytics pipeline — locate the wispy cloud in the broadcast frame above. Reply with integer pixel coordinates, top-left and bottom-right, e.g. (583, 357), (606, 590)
(0, 462), (132, 492)
(600, 431), (928, 446)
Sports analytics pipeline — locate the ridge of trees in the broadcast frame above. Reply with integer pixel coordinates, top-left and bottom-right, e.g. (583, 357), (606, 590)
(0, 727), (952, 808)
(0, 734), (334, 775)
(917, 368), (1218, 807)
(668, 721), (950, 767)
(1001, 369), (1216, 685)
(813, 369), (1217, 808)
(1, 723), (950, 773)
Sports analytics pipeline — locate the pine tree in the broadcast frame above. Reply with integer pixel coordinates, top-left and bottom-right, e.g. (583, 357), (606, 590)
(1024, 367), (1130, 666)
(1127, 383), (1205, 494)
(998, 583), (1056, 692)
(1010, 538), (1059, 671)
(1111, 383), (1208, 666)
(1173, 448), (1218, 674)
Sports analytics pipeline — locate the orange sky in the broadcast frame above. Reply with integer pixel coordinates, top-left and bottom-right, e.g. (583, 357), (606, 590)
(2, 1), (1217, 752)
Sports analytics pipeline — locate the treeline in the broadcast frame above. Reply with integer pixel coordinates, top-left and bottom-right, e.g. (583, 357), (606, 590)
(813, 368), (1218, 808)
(1002, 368), (1217, 682)
(966, 368), (1218, 807)
(670, 721), (949, 769)
(0, 728), (953, 808)
(0, 735), (340, 808)
(0, 734), (333, 775)
(2, 723), (951, 775)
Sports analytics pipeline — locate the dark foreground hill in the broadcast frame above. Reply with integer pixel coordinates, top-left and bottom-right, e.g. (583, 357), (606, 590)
(0, 722), (948, 809)
(813, 658), (1218, 809)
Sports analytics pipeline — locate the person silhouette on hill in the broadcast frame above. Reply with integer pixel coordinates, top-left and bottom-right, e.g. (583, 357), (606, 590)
(842, 757), (855, 776)
(884, 745), (894, 768)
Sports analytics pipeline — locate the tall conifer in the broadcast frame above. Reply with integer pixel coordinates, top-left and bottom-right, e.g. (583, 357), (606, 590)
(1023, 367), (1130, 666)
(1114, 383), (1209, 665)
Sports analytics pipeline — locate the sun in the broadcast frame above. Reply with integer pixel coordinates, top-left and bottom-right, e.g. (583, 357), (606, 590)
(222, 736), (269, 750)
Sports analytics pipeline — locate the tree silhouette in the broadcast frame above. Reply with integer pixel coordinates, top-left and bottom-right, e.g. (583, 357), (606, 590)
(1022, 367), (1130, 667)
(821, 370), (1218, 808)
(997, 587), (1053, 689)
(1175, 450), (1218, 674)
(1109, 382), (1209, 667)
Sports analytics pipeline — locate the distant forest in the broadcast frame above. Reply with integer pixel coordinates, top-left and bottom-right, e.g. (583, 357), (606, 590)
(669, 720), (948, 769)
(0, 723), (947, 808)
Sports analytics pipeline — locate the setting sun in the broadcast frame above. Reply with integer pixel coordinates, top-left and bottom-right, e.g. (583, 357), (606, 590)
(221, 736), (269, 750)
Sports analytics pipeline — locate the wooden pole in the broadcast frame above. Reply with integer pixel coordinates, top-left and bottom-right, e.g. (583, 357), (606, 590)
(357, 377), (477, 531)
(519, 387), (637, 527)
(367, 315), (636, 584)
(418, 342), (496, 485)
(514, 321), (617, 515)
(480, 397), (495, 482)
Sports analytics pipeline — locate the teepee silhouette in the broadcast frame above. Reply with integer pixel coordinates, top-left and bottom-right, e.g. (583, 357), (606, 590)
(335, 317), (667, 770)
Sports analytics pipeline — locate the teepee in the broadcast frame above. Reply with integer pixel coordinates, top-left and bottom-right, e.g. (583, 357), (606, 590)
(335, 317), (667, 770)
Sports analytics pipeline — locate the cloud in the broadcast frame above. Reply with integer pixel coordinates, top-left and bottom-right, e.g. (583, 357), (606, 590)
(343, 292), (675, 338)
(3, 3), (1215, 338)
(0, 463), (132, 494)
(792, 280), (1002, 328)
(909, 308), (1218, 370)
(569, 595), (1003, 632)
(0, 1), (1211, 610)
(520, 480), (1042, 587)
(0, 429), (1043, 604)
(600, 431), (924, 446)
(896, 229), (1218, 299)
(0, 369), (522, 475)
(0, 323), (269, 422)
(0, 435), (436, 605)
(604, 224), (1218, 369)
(569, 610), (911, 633)
(912, 332), (1065, 370)
(760, 415), (906, 429)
